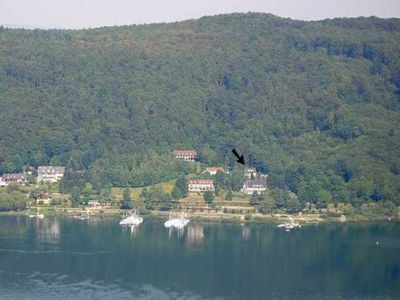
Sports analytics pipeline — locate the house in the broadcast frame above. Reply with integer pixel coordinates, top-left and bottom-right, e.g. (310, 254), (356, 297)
(0, 177), (7, 187)
(244, 167), (257, 179)
(173, 150), (197, 161)
(241, 179), (267, 195)
(88, 200), (100, 207)
(2, 173), (28, 185)
(187, 179), (215, 193)
(37, 197), (52, 205)
(204, 167), (224, 175)
(37, 166), (65, 183)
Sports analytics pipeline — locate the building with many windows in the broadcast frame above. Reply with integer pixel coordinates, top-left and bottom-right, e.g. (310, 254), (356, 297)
(173, 150), (197, 161)
(1, 173), (28, 185)
(241, 179), (267, 195)
(37, 166), (65, 183)
(187, 179), (215, 193)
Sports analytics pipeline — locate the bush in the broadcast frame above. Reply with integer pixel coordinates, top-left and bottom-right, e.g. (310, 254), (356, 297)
(244, 214), (252, 221)
(203, 191), (214, 204)
(50, 199), (62, 206)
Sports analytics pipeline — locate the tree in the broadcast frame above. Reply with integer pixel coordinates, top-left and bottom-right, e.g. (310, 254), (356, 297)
(227, 167), (245, 191)
(203, 191), (214, 204)
(123, 187), (131, 202)
(71, 186), (81, 208)
(171, 186), (182, 200)
(198, 148), (217, 164)
(271, 189), (289, 209)
(215, 170), (225, 196)
(249, 192), (260, 206)
(286, 196), (302, 214)
(175, 175), (188, 198)
(98, 188), (111, 203)
(315, 189), (332, 209)
(121, 187), (133, 209)
(160, 193), (174, 211)
(259, 195), (277, 214)
(82, 183), (93, 204)
(225, 188), (233, 201)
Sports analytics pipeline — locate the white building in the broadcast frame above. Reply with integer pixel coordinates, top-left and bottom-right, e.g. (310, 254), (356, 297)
(187, 179), (215, 193)
(173, 150), (197, 161)
(244, 167), (257, 179)
(0, 177), (7, 187)
(241, 179), (267, 195)
(2, 173), (28, 185)
(37, 166), (65, 183)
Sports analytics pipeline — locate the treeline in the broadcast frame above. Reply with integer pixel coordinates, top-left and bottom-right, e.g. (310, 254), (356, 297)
(0, 185), (28, 211)
(0, 13), (399, 208)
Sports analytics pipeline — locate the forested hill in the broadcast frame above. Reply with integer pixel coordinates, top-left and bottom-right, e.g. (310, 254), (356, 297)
(0, 13), (399, 204)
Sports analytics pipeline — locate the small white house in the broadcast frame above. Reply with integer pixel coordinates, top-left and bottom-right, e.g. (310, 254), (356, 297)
(244, 168), (257, 179)
(241, 179), (267, 195)
(37, 166), (65, 183)
(0, 177), (7, 187)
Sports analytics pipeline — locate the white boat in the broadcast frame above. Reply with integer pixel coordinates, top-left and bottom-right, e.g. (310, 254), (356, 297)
(119, 211), (143, 226)
(73, 211), (90, 220)
(29, 209), (44, 219)
(164, 213), (190, 229)
(277, 219), (300, 231)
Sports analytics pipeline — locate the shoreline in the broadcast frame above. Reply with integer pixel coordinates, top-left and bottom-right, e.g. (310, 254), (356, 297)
(0, 207), (397, 225)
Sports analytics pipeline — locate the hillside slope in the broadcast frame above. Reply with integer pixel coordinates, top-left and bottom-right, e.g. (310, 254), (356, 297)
(0, 13), (399, 204)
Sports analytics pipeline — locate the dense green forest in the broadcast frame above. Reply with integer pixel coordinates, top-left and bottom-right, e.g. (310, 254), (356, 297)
(0, 13), (399, 206)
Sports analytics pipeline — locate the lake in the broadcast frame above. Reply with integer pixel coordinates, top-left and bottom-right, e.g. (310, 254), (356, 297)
(0, 216), (399, 299)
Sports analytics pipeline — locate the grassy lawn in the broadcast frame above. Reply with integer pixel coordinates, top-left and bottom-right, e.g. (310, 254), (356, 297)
(111, 180), (176, 200)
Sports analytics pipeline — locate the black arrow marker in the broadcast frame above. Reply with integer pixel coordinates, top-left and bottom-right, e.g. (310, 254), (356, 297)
(231, 149), (245, 165)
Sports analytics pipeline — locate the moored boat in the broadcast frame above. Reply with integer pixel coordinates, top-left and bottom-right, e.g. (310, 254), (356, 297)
(119, 210), (143, 226)
(29, 208), (44, 219)
(277, 219), (300, 231)
(164, 213), (190, 229)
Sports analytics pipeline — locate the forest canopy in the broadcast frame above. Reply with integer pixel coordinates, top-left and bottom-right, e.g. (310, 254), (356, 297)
(0, 13), (399, 205)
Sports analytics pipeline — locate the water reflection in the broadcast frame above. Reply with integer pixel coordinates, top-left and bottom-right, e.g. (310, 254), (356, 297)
(241, 225), (251, 241)
(0, 217), (399, 299)
(121, 224), (140, 236)
(35, 218), (60, 244)
(186, 223), (204, 249)
(166, 226), (185, 239)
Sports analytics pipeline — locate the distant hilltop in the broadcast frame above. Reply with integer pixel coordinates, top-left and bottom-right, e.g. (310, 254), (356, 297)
(0, 12), (399, 207)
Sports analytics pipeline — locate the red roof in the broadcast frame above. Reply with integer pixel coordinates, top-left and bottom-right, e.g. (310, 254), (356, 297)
(206, 167), (224, 171)
(173, 150), (197, 155)
(187, 179), (214, 185)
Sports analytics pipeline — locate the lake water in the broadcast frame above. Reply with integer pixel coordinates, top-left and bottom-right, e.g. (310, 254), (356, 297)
(0, 216), (399, 299)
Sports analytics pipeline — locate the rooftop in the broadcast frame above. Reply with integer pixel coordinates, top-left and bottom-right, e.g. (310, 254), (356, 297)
(187, 179), (214, 185)
(206, 167), (224, 171)
(173, 150), (197, 154)
(244, 179), (267, 188)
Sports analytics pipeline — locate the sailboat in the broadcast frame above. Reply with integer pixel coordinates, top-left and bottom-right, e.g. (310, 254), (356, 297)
(277, 217), (300, 231)
(119, 210), (143, 226)
(164, 213), (190, 229)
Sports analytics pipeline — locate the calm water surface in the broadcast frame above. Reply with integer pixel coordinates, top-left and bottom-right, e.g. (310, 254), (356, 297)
(0, 216), (399, 299)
